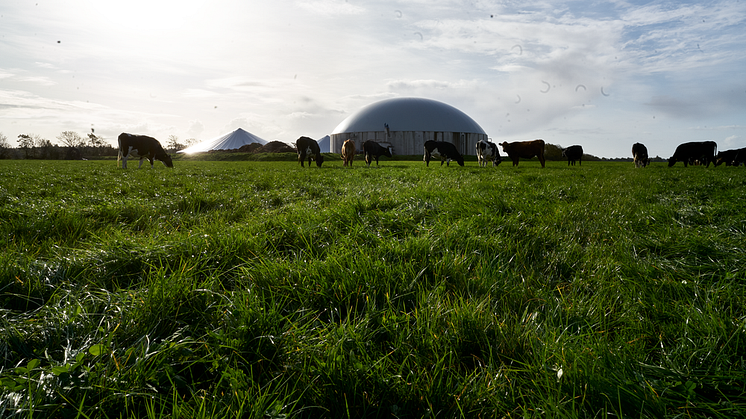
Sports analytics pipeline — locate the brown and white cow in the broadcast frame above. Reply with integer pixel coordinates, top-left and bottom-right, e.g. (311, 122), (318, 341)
(296, 136), (324, 167)
(500, 139), (545, 168)
(341, 139), (355, 167)
(117, 133), (173, 169)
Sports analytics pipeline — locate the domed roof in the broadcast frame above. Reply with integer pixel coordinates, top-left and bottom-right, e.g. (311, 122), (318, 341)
(331, 97), (486, 135)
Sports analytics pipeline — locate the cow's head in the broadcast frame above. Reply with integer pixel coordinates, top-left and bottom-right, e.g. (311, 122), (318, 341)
(154, 150), (174, 168)
(315, 155), (324, 167)
(714, 152), (726, 167)
(667, 157), (676, 167)
(384, 146), (393, 158)
(500, 142), (509, 152)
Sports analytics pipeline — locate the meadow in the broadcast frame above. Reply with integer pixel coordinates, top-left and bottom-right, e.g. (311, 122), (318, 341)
(1, 156), (745, 418)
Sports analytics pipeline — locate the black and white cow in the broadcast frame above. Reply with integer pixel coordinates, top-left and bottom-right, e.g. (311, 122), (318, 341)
(117, 133), (173, 169)
(632, 143), (649, 168)
(561, 145), (583, 166)
(296, 136), (324, 167)
(668, 141), (717, 167)
(714, 147), (746, 167)
(423, 141), (464, 167)
(476, 140), (501, 167)
(362, 140), (393, 167)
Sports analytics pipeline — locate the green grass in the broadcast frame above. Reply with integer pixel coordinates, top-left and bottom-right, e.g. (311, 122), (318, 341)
(1, 159), (745, 418)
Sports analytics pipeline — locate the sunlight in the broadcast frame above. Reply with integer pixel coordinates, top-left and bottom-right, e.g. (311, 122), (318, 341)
(86, 0), (209, 32)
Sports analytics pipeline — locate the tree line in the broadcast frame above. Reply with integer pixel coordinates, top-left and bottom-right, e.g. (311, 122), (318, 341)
(0, 131), (196, 160)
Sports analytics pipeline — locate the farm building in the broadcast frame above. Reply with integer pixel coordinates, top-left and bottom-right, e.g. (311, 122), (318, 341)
(330, 97), (488, 156)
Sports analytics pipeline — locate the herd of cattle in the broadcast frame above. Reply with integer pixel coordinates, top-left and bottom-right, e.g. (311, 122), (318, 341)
(115, 132), (744, 170)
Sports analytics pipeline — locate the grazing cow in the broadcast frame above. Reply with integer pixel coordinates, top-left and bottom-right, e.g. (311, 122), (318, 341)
(668, 141), (717, 167)
(714, 147), (746, 166)
(296, 136), (324, 167)
(476, 140), (501, 167)
(362, 140), (393, 167)
(423, 141), (464, 167)
(341, 139), (355, 167)
(632, 143), (649, 168)
(500, 139), (545, 168)
(117, 133), (173, 169)
(561, 145), (583, 166)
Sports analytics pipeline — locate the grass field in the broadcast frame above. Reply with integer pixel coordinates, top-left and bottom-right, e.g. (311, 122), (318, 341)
(1, 157), (745, 418)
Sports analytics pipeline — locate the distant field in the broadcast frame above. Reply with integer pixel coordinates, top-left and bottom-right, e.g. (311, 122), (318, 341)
(1, 159), (745, 418)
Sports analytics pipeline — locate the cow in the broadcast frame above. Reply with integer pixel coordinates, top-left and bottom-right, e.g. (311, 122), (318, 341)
(476, 140), (501, 167)
(667, 141), (717, 167)
(714, 147), (746, 167)
(423, 141), (464, 167)
(500, 139), (545, 168)
(632, 143), (649, 168)
(341, 139), (355, 167)
(296, 136), (324, 167)
(561, 145), (583, 166)
(362, 140), (393, 167)
(117, 133), (173, 169)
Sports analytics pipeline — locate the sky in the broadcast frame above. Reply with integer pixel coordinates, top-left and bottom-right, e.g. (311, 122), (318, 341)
(1, 0), (745, 158)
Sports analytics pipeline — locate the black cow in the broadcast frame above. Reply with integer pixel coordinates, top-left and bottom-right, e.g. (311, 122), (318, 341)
(668, 141), (717, 167)
(476, 140), (501, 167)
(561, 145), (583, 166)
(117, 133), (173, 169)
(714, 148), (746, 167)
(296, 136), (324, 167)
(423, 141), (464, 167)
(632, 143), (649, 168)
(362, 140), (393, 167)
(500, 139), (545, 168)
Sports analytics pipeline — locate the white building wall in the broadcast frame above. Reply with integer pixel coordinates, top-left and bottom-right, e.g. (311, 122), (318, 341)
(330, 131), (487, 156)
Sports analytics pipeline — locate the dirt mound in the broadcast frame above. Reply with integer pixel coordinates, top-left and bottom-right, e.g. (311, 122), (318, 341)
(253, 141), (296, 153)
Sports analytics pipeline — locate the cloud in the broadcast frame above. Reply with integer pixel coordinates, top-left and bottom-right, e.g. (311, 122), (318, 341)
(182, 89), (219, 98)
(187, 120), (205, 138)
(16, 76), (56, 86)
(296, 0), (365, 16)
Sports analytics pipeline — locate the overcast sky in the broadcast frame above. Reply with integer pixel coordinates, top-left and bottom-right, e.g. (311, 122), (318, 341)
(1, 0), (745, 158)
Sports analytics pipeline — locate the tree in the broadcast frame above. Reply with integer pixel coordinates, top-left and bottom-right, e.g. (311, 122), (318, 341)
(57, 131), (85, 148)
(37, 138), (57, 159)
(167, 134), (185, 151)
(17, 134), (35, 158)
(87, 129), (105, 148)
(0, 132), (11, 159)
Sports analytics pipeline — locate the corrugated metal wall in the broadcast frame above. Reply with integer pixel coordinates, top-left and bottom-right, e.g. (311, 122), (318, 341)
(330, 131), (487, 156)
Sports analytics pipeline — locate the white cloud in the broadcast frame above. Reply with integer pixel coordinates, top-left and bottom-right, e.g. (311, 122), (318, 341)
(296, 0), (366, 16)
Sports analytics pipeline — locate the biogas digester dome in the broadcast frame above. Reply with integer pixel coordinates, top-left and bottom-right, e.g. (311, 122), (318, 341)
(330, 97), (487, 156)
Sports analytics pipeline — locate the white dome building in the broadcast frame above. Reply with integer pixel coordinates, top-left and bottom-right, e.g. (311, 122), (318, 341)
(330, 97), (488, 156)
